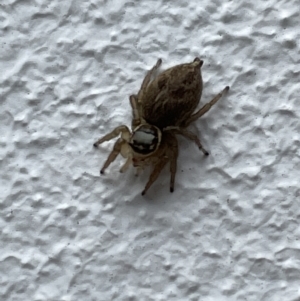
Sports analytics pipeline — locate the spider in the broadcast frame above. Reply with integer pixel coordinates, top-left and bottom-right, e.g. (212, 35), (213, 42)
(94, 58), (229, 195)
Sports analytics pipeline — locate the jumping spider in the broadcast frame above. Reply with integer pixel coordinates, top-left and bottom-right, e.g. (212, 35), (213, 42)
(94, 58), (229, 195)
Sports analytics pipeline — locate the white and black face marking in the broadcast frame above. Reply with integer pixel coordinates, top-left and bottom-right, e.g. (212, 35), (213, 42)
(130, 125), (160, 155)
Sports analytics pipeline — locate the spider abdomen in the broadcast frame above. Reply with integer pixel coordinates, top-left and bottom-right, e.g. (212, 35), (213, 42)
(141, 59), (203, 129)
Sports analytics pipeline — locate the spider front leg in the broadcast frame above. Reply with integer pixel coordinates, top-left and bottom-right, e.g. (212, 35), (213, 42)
(99, 138), (123, 174)
(93, 125), (131, 174)
(119, 143), (133, 173)
(93, 125), (131, 147)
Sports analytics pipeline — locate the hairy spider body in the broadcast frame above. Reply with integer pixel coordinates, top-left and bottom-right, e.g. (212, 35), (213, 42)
(94, 58), (229, 195)
(141, 59), (203, 129)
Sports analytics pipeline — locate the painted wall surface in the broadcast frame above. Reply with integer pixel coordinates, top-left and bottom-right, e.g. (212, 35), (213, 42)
(1, 1), (300, 300)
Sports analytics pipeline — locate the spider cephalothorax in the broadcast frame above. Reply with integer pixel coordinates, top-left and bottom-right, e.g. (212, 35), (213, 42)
(94, 58), (229, 195)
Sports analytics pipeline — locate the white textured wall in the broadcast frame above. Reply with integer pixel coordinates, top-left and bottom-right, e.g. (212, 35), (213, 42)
(1, 0), (300, 300)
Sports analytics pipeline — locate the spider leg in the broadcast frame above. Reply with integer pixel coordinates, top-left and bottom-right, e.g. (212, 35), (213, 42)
(119, 142), (133, 173)
(93, 125), (131, 147)
(185, 86), (229, 126)
(167, 135), (179, 192)
(119, 156), (132, 173)
(164, 127), (208, 156)
(99, 138), (123, 174)
(141, 156), (168, 195)
(137, 58), (162, 101)
(129, 95), (142, 129)
(176, 128), (209, 156)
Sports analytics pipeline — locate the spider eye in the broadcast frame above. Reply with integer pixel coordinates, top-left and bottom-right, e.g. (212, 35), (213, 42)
(130, 125), (160, 155)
